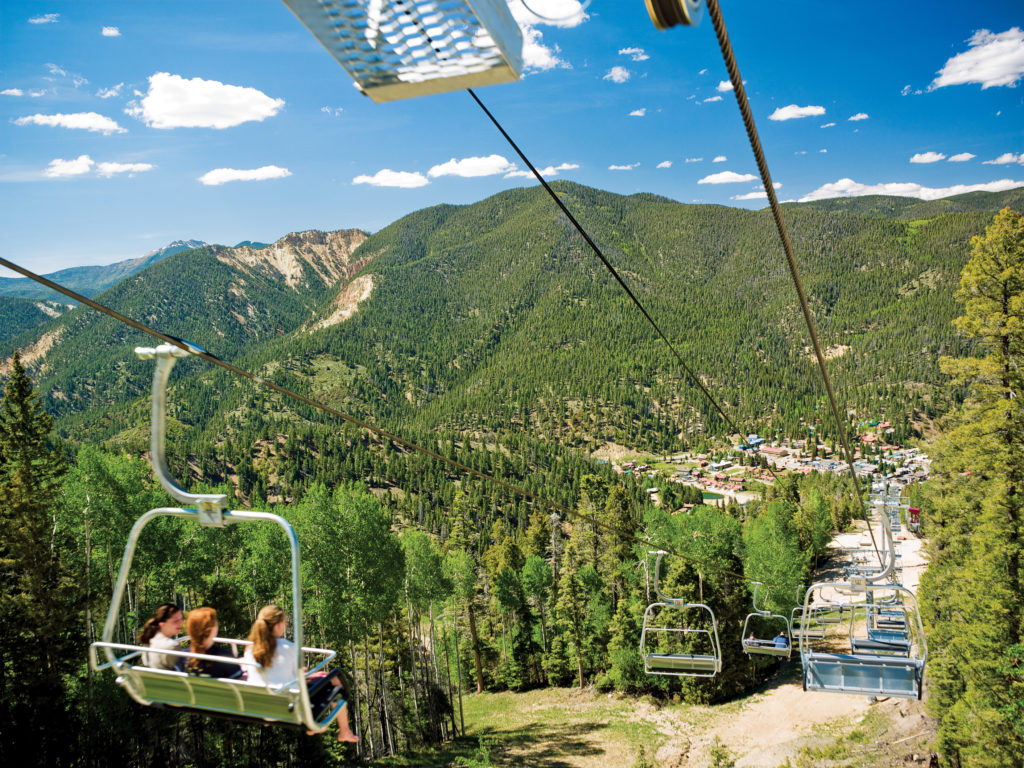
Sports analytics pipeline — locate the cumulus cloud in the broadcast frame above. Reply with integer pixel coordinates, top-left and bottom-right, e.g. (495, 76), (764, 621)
(619, 47), (649, 61)
(931, 28), (1024, 90)
(14, 112), (126, 134)
(1, 88), (24, 96)
(608, 163), (639, 170)
(44, 155), (94, 178)
(97, 83), (124, 99)
(505, 162), (578, 179)
(712, 156), (728, 163)
(102, 26), (121, 37)
(428, 155), (516, 178)
(800, 177), (1024, 202)
(848, 113), (869, 121)
(97, 161), (154, 177)
(685, 157), (703, 163)
(28, 89), (47, 98)
(769, 104), (826, 121)
(29, 13), (59, 24)
(716, 80), (733, 92)
(629, 108), (646, 117)
(519, 25), (570, 70)
(702, 96), (723, 103)
(698, 171), (757, 184)
(948, 152), (976, 162)
(910, 151), (947, 163)
(731, 181), (782, 201)
(604, 66), (630, 84)
(352, 169), (429, 188)
(821, 122), (836, 128)
(983, 152), (1024, 165)
(126, 72), (284, 129)
(199, 166), (291, 186)
(657, 160), (672, 169)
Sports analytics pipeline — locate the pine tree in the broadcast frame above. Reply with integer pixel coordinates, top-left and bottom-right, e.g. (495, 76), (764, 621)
(0, 351), (82, 766)
(921, 207), (1024, 767)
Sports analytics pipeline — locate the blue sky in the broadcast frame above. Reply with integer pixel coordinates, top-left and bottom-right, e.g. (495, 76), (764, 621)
(2, 1), (1022, 274)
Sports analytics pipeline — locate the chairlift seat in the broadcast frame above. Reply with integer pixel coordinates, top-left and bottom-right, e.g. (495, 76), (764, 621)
(803, 651), (923, 699)
(851, 637), (911, 656)
(644, 652), (720, 673)
(742, 639), (791, 658)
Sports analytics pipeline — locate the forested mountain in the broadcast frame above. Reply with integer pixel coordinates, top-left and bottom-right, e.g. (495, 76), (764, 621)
(0, 239), (206, 300)
(2, 183), (1009, 459)
(0, 295), (66, 345)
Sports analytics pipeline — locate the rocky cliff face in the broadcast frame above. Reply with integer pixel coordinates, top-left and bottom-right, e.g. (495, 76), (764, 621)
(214, 229), (368, 292)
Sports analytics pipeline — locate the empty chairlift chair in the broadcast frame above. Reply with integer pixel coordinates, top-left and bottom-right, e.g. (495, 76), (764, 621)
(741, 582), (792, 658)
(640, 552), (722, 677)
(89, 344), (346, 730)
(799, 580), (926, 699)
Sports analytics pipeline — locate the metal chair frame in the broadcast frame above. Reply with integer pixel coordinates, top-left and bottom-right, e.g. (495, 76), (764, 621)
(741, 582), (791, 658)
(640, 551), (722, 677)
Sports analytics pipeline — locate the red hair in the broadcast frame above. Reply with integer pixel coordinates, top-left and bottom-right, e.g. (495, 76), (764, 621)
(186, 607), (218, 651)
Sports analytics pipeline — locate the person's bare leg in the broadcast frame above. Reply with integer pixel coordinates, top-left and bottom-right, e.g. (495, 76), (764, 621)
(336, 702), (358, 743)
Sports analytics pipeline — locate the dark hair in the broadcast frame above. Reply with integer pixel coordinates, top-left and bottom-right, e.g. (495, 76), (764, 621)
(138, 603), (181, 645)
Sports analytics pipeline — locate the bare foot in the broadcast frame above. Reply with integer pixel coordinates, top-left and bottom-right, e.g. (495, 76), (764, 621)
(337, 729), (359, 743)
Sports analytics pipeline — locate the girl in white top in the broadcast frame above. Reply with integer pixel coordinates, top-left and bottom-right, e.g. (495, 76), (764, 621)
(244, 605), (358, 743)
(138, 603), (183, 670)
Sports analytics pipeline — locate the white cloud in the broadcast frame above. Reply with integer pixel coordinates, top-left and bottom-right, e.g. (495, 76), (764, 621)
(352, 169), (429, 188)
(28, 89), (47, 98)
(97, 161), (154, 177)
(948, 152), (976, 162)
(126, 73), (284, 129)
(795, 150), (808, 155)
(910, 151), (946, 163)
(931, 28), (1024, 90)
(819, 148), (828, 153)
(768, 104), (826, 121)
(609, 163), (639, 171)
(685, 157), (703, 163)
(821, 122), (836, 128)
(901, 84), (913, 96)
(712, 155), (727, 163)
(800, 177), (1024, 202)
(698, 171), (757, 184)
(702, 95), (723, 103)
(698, 68), (708, 75)
(14, 112), (126, 134)
(199, 165), (291, 186)
(29, 14), (59, 24)
(629, 108), (646, 117)
(97, 83), (124, 99)
(519, 24), (570, 71)
(102, 26), (121, 37)
(44, 155), (94, 178)
(428, 155), (516, 178)
(732, 191), (768, 200)
(657, 160), (672, 169)
(619, 47), (649, 62)
(848, 113), (869, 121)
(504, 162), (578, 179)
(716, 81), (734, 92)
(983, 152), (1024, 165)
(1, 88), (24, 96)
(46, 63), (67, 77)
(320, 106), (343, 116)
(604, 66), (630, 84)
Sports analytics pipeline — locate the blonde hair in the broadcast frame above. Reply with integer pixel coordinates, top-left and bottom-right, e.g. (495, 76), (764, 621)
(248, 604), (286, 668)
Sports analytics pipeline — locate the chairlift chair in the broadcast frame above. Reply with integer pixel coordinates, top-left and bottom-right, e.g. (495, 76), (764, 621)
(89, 344), (345, 730)
(740, 582), (791, 658)
(639, 551), (722, 677)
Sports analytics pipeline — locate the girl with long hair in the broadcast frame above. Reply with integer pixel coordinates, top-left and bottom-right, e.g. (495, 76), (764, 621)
(137, 603), (183, 670)
(175, 606), (240, 678)
(243, 605), (358, 743)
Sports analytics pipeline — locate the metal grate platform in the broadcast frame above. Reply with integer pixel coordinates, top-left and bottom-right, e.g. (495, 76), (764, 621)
(282, 0), (523, 102)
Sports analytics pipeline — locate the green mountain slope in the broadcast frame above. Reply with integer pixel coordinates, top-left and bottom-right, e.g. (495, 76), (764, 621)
(0, 296), (66, 346)
(791, 187), (1024, 219)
